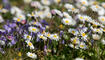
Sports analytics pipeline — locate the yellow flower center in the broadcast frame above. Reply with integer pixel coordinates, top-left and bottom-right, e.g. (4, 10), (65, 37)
(101, 18), (105, 21)
(85, 18), (88, 20)
(38, 12), (43, 15)
(27, 35), (30, 39)
(80, 16), (83, 20)
(57, 0), (61, 3)
(29, 54), (33, 56)
(17, 18), (21, 22)
(40, 36), (44, 39)
(28, 42), (32, 46)
(80, 45), (84, 48)
(96, 29), (100, 32)
(14, 58), (17, 60)
(72, 31), (75, 34)
(59, 24), (63, 29)
(53, 35), (57, 38)
(18, 52), (22, 57)
(82, 33), (86, 37)
(42, 31), (45, 34)
(82, 1), (86, 4)
(65, 20), (69, 23)
(72, 8), (75, 10)
(47, 33), (51, 37)
(73, 39), (77, 44)
(32, 28), (36, 31)
(31, 13), (34, 16)
(96, 5), (99, 8)
(103, 5), (105, 8)
(103, 29), (105, 31)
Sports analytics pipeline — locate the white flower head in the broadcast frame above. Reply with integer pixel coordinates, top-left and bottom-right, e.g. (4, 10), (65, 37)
(38, 34), (47, 41)
(101, 2), (105, 8)
(51, 34), (59, 41)
(101, 39), (105, 45)
(28, 26), (39, 33)
(54, 0), (61, 3)
(75, 58), (84, 60)
(68, 28), (79, 35)
(62, 18), (76, 25)
(98, 16), (105, 24)
(24, 0), (32, 4)
(53, 9), (63, 17)
(24, 34), (32, 40)
(71, 37), (80, 44)
(79, 42), (87, 49)
(92, 34), (101, 40)
(27, 52), (37, 59)
(80, 0), (89, 6)
(41, 0), (51, 5)
(26, 41), (34, 49)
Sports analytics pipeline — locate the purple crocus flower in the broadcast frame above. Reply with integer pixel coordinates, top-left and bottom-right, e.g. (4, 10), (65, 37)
(4, 25), (11, 33)
(8, 23), (17, 28)
(62, 40), (65, 44)
(11, 40), (16, 45)
(60, 31), (64, 37)
(40, 20), (49, 26)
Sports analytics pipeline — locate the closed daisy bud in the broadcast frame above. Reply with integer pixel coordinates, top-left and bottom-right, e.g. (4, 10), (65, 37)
(92, 34), (100, 40)
(18, 52), (22, 57)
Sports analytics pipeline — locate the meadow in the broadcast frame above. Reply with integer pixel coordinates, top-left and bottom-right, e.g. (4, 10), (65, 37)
(0, 0), (105, 60)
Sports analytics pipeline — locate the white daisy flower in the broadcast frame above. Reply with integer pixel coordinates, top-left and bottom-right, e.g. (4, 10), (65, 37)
(27, 52), (37, 59)
(41, 0), (51, 6)
(31, 1), (43, 9)
(77, 14), (85, 22)
(54, 0), (61, 3)
(62, 18), (76, 25)
(98, 16), (105, 24)
(71, 37), (80, 44)
(63, 12), (72, 18)
(13, 14), (26, 22)
(44, 32), (52, 38)
(24, 0), (32, 4)
(37, 34), (47, 41)
(90, 5), (100, 12)
(26, 41), (34, 49)
(101, 39), (105, 45)
(36, 11), (46, 19)
(51, 34), (59, 41)
(45, 11), (52, 18)
(28, 26), (39, 33)
(80, 32), (88, 40)
(92, 28), (103, 34)
(68, 28), (79, 35)
(53, 9), (63, 17)
(75, 58), (84, 60)
(64, 4), (79, 13)
(24, 34), (32, 40)
(79, 0), (89, 6)
(79, 42), (87, 49)
(101, 2), (105, 8)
